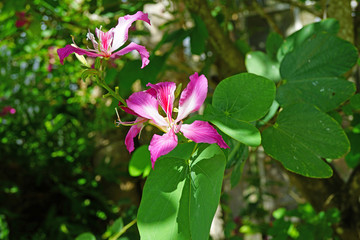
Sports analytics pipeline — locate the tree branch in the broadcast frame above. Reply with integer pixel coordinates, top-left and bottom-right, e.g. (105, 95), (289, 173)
(184, 0), (246, 79)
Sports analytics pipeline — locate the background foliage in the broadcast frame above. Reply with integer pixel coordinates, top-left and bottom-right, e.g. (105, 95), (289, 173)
(1, 0), (360, 239)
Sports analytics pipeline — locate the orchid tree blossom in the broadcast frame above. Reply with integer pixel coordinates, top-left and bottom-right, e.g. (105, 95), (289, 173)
(57, 11), (151, 68)
(118, 72), (229, 168)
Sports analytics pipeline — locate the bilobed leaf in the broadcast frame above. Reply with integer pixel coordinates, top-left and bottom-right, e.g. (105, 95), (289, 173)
(277, 18), (339, 61)
(137, 143), (226, 240)
(206, 73), (275, 145)
(262, 103), (350, 178)
(278, 33), (357, 112)
(245, 51), (281, 82)
(212, 73), (276, 122)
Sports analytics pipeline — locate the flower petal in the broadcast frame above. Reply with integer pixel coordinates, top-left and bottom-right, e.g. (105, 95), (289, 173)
(111, 11), (151, 52)
(180, 121), (229, 149)
(111, 42), (150, 68)
(125, 120), (144, 153)
(126, 91), (167, 127)
(57, 45), (101, 64)
(149, 130), (178, 168)
(176, 72), (208, 121)
(146, 82), (176, 122)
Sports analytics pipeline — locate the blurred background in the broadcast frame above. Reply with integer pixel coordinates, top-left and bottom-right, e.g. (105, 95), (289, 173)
(0, 0), (359, 239)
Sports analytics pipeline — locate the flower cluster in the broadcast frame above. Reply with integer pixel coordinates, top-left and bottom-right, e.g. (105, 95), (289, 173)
(118, 73), (229, 168)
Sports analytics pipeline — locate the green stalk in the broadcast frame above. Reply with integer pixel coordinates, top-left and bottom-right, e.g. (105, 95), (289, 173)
(108, 218), (137, 240)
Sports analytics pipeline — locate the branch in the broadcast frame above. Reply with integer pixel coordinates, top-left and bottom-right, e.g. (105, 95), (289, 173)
(184, 0), (246, 79)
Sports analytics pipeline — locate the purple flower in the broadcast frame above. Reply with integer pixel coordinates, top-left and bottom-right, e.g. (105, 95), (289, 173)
(57, 11), (151, 68)
(118, 73), (229, 168)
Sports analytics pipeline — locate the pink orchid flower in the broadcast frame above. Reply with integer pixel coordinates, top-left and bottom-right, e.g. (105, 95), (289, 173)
(57, 11), (151, 68)
(118, 72), (229, 168)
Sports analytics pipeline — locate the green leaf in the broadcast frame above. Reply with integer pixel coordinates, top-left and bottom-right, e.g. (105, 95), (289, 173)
(350, 94), (360, 110)
(205, 105), (261, 146)
(245, 51), (281, 82)
(266, 32), (283, 60)
(137, 143), (226, 240)
(190, 14), (208, 55)
(212, 73), (276, 122)
(206, 73), (275, 145)
(128, 145), (151, 178)
(230, 143), (249, 188)
(345, 132), (360, 168)
(110, 217), (124, 234)
(278, 33), (357, 112)
(81, 69), (98, 82)
(75, 232), (96, 240)
(277, 18), (339, 61)
(262, 103), (350, 178)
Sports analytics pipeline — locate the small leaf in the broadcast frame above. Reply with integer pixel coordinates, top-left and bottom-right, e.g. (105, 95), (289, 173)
(110, 217), (124, 234)
(81, 69), (98, 82)
(128, 145), (151, 178)
(245, 51), (281, 82)
(262, 103), (350, 178)
(75, 232), (96, 240)
(266, 32), (283, 60)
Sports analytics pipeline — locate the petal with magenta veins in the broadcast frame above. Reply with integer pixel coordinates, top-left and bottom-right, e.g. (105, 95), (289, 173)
(111, 11), (151, 52)
(176, 72), (208, 122)
(126, 91), (167, 127)
(111, 42), (150, 68)
(125, 121), (144, 153)
(57, 45), (102, 64)
(180, 120), (229, 149)
(149, 130), (178, 168)
(146, 82), (176, 122)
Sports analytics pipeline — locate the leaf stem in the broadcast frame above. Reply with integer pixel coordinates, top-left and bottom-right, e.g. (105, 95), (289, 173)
(109, 218), (137, 240)
(95, 75), (127, 106)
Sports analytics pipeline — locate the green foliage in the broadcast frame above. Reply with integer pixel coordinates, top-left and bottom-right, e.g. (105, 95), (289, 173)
(205, 73), (276, 146)
(278, 33), (357, 112)
(128, 145), (151, 178)
(75, 232), (96, 240)
(137, 143), (226, 239)
(268, 204), (340, 240)
(0, 215), (9, 240)
(262, 103), (349, 177)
